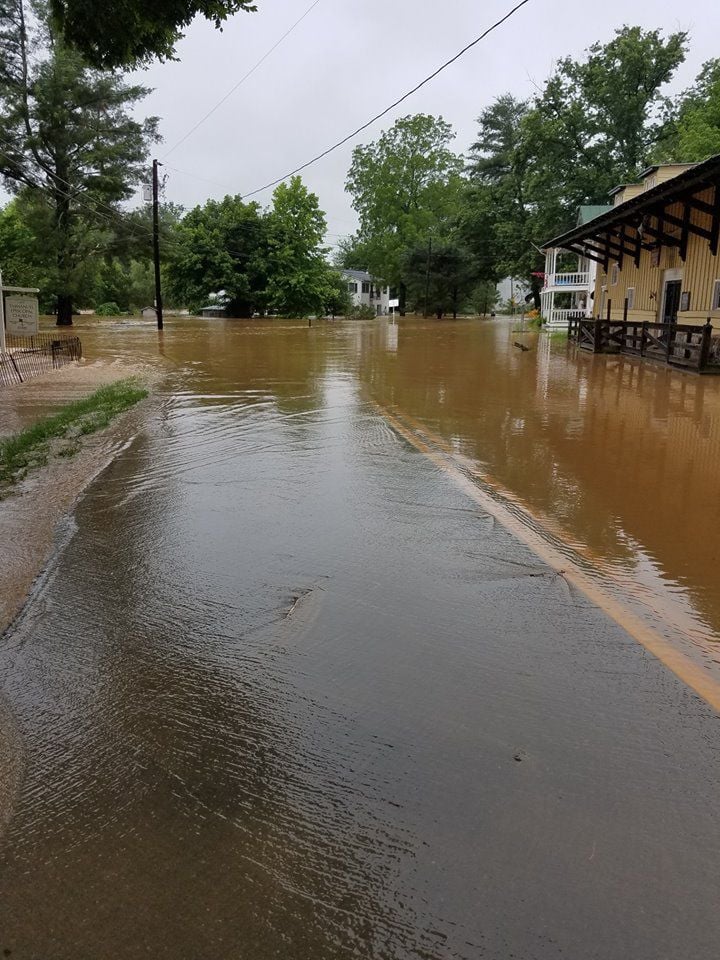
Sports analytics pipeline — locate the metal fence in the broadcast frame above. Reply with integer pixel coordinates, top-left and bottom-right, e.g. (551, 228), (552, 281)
(0, 332), (82, 387)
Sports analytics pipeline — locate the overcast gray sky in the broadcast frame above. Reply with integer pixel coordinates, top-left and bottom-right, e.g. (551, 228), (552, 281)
(136, 0), (716, 248)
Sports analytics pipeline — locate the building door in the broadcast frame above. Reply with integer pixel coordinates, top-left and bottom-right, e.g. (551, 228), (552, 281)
(662, 279), (682, 324)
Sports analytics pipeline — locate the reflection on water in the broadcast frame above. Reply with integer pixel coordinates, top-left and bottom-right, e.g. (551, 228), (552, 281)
(356, 318), (720, 654)
(2, 316), (720, 958)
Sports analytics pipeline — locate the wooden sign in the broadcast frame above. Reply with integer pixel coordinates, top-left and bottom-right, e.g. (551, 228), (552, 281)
(680, 291), (691, 313)
(5, 296), (39, 335)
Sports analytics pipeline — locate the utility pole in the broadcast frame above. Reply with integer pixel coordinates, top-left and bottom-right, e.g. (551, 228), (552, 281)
(0, 266), (5, 353)
(152, 159), (164, 331)
(423, 236), (432, 318)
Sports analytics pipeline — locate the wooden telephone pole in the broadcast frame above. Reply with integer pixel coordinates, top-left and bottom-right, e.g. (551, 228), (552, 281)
(152, 159), (164, 331)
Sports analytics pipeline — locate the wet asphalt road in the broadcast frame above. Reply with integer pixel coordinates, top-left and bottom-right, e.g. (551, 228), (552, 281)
(0, 320), (719, 959)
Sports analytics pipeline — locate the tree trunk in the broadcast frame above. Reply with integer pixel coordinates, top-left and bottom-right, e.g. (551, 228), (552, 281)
(54, 176), (73, 326)
(399, 282), (407, 317)
(531, 275), (542, 310)
(56, 295), (73, 326)
(435, 307), (443, 319)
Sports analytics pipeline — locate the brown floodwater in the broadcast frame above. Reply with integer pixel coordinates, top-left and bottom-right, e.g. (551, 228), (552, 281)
(1, 316), (720, 959)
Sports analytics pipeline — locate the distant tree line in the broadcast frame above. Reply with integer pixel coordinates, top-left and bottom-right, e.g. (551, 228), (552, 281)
(1, 7), (719, 323)
(340, 27), (720, 314)
(0, 3), (346, 322)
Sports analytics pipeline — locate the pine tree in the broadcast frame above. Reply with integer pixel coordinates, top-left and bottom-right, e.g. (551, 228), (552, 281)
(0, 1), (158, 323)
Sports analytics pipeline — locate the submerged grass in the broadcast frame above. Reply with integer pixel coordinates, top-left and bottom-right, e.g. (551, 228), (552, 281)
(0, 378), (148, 489)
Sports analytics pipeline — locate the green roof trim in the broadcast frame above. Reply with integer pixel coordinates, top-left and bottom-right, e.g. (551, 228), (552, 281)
(577, 205), (613, 225)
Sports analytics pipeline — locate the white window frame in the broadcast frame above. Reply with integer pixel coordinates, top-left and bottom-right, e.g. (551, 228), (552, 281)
(712, 279), (720, 311)
(626, 287), (635, 310)
(610, 263), (619, 286)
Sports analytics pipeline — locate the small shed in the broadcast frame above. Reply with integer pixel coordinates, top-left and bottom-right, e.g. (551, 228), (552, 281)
(201, 305), (228, 318)
(141, 306), (157, 320)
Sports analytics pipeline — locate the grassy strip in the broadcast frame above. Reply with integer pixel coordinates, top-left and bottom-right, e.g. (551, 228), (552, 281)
(0, 378), (148, 488)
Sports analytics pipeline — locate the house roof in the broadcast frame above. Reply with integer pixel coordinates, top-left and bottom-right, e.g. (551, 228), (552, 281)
(577, 205), (613, 225)
(544, 153), (720, 252)
(638, 161), (697, 179)
(341, 268), (373, 282)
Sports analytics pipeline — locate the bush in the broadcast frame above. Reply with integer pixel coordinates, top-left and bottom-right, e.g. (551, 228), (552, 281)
(95, 301), (123, 316)
(346, 304), (377, 320)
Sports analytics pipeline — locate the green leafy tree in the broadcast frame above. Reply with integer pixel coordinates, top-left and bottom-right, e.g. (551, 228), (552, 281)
(0, 1), (158, 323)
(661, 60), (720, 161)
(464, 27), (688, 305)
(95, 259), (131, 310)
(403, 240), (479, 319)
(166, 195), (269, 316)
(468, 280), (500, 317)
(265, 176), (335, 317)
(346, 114), (464, 313)
(49, 0), (257, 67)
(463, 95), (535, 299)
(524, 26), (687, 219)
(324, 271), (352, 318)
(0, 199), (50, 292)
(127, 260), (157, 310)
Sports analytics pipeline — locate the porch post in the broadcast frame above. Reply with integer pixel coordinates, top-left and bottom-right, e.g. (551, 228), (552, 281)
(699, 318), (713, 371)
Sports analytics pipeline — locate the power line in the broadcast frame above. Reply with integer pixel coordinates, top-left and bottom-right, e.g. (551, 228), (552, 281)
(162, 0), (324, 159)
(165, 163), (234, 192)
(0, 142), (185, 256)
(241, 0), (534, 199)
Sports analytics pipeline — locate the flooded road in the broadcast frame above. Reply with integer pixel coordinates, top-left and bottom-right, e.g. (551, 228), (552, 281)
(1, 317), (720, 958)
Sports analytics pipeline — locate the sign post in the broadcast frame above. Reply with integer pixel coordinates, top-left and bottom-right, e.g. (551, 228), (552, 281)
(0, 277), (41, 352)
(5, 296), (39, 335)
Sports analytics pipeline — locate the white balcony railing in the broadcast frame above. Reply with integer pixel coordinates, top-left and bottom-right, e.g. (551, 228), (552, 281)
(544, 272), (591, 290)
(545, 308), (586, 329)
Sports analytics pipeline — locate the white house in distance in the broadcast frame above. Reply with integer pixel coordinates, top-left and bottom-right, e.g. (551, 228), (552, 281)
(541, 205), (612, 330)
(496, 276), (530, 310)
(341, 269), (391, 316)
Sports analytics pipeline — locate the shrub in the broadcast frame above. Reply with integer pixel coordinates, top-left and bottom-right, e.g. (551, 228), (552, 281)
(346, 304), (377, 320)
(95, 301), (123, 316)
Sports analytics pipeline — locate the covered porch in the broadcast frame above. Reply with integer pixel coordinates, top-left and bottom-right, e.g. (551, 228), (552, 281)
(544, 154), (720, 332)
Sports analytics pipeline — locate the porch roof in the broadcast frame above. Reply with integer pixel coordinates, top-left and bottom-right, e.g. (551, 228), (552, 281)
(543, 153), (720, 265)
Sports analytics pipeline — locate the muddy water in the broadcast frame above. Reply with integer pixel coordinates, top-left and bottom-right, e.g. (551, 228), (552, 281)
(1, 317), (720, 959)
(357, 319), (720, 659)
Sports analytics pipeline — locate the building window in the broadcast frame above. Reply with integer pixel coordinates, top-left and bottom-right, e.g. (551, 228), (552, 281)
(626, 288), (635, 310)
(611, 263), (619, 286)
(362, 282), (370, 293)
(347, 282), (357, 293)
(713, 279), (720, 310)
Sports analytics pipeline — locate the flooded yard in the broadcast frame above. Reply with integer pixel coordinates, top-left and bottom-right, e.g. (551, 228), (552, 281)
(1, 316), (719, 958)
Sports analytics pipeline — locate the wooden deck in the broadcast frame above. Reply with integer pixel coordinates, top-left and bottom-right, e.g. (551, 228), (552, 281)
(568, 315), (720, 374)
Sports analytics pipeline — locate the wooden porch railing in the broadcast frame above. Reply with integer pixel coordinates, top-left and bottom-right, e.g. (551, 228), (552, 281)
(567, 316), (717, 373)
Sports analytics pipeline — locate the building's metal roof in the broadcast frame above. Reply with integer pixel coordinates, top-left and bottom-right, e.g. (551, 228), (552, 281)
(544, 153), (720, 251)
(341, 268), (372, 282)
(577, 205), (613, 225)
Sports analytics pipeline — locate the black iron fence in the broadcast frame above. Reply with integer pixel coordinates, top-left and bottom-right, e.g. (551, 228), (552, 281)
(0, 332), (82, 387)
